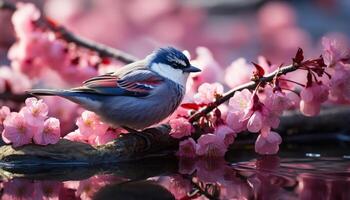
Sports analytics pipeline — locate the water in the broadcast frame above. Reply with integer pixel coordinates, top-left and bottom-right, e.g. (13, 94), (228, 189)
(0, 151), (349, 200)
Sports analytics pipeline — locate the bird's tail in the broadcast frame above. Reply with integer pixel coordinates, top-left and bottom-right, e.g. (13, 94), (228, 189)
(27, 89), (71, 97)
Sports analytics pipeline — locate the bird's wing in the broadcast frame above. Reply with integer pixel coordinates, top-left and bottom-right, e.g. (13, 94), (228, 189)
(72, 61), (164, 97)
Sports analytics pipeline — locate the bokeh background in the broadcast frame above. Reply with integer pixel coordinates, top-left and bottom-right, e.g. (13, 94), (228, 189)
(1, 0), (350, 66)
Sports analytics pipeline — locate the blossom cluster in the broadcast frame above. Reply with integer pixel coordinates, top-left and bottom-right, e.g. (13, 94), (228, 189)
(1, 2), (350, 157)
(170, 37), (350, 156)
(1, 98), (60, 147)
(64, 110), (121, 146)
(7, 3), (114, 86)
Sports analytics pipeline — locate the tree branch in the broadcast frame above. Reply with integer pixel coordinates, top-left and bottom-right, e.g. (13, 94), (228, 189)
(189, 64), (297, 122)
(0, 0), (138, 64)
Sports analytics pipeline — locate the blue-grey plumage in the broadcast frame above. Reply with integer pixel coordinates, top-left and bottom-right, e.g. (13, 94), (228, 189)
(29, 47), (201, 130)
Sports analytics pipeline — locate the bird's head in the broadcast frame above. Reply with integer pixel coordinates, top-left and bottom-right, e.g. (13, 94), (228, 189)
(148, 47), (201, 86)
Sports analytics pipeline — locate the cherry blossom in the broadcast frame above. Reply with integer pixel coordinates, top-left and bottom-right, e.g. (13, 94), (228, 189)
(255, 129), (282, 155)
(328, 63), (350, 102)
(2, 112), (37, 147)
(214, 125), (236, 147)
(196, 133), (226, 158)
(189, 47), (224, 91)
(0, 106), (10, 131)
(76, 111), (109, 137)
(33, 117), (60, 145)
(20, 97), (48, 127)
(300, 82), (329, 116)
(169, 117), (193, 139)
(322, 36), (350, 67)
(193, 82), (224, 104)
(225, 58), (252, 88)
(94, 129), (119, 146)
(176, 138), (197, 158)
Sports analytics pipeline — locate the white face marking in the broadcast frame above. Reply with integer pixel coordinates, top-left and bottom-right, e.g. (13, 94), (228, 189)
(150, 63), (189, 87)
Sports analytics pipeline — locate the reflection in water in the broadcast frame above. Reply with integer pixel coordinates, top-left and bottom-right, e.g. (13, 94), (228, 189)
(0, 156), (350, 200)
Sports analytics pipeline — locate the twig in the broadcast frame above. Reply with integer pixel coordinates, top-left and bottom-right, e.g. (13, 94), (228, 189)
(0, 0), (138, 64)
(189, 64), (297, 122)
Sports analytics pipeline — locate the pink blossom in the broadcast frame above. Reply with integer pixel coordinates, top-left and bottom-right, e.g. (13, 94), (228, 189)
(43, 97), (78, 136)
(328, 64), (350, 102)
(2, 179), (35, 200)
(2, 112), (37, 147)
(169, 117), (193, 139)
(228, 89), (252, 113)
(0, 106), (10, 131)
(76, 111), (109, 137)
(34, 117), (60, 145)
(189, 47), (224, 90)
(322, 36), (349, 66)
(225, 58), (252, 88)
(255, 130), (282, 155)
(94, 130), (119, 146)
(34, 181), (61, 200)
(226, 89), (253, 132)
(262, 86), (292, 115)
(64, 129), (84, 142)
(247, 111), (263, 133)
(193, 82), (224, 104)
(226, 111), (247, 132)
(214, 125), (236, 147)
(12, 3), (40, 38)
(20, 97), (48, 127)
(0, 67), (32, 94)
(196, 133), (226, 158)
(176, 138), (197, 158)
(300, 82), (329, 116)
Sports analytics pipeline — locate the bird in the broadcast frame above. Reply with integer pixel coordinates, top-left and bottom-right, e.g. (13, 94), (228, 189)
(29, 47), (201, 130)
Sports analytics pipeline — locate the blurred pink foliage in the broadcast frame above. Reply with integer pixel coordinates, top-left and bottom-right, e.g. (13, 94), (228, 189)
(0, 1), (350, 156)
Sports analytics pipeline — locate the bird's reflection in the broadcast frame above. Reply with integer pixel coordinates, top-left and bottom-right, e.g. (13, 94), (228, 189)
(1, 156), (350, 200)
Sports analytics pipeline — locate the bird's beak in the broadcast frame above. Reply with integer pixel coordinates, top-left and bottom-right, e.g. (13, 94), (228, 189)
(183, 65), (201, 73)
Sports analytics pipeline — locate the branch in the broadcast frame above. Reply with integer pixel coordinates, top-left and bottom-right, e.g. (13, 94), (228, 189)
(189, 64), (297, 122)
(0, 0), (138, 64)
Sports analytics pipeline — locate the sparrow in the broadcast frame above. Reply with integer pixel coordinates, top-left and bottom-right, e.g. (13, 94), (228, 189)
(29, 47), (201, 130)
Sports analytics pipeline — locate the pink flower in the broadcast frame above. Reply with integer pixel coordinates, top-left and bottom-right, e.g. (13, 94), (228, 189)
(225, 58), (252, 88)
(64, 129), (84, 142)
(2, 179), (35, 200)
(0, 67), (32, 94)
(255, 130), (282, 155)
(188, 47), (224, 91)
(226, 89), (252, 132)
(176, 138), (197, 158)
(169, 117), (193, 139)
(262, 86), (292, 115)
(247, 111), (263, 133)
(34, 181), (61, 200)
(193, 82), (224, 104)
(20, 97), (48, 127)
(94, 129), (119, 146)
(0, 106), (10, 130)
(328, 64), (350, 102)
(196, 133), (226, 158)
(214, 125), (236, 147)
(34, 117), (60, 145)
(2, 112), (37, 147)
(300, 82), (329, 116)
(76, 111), (109, 137)
(12, 3), (40, 38)
(322, 36), (349, 66)
(228, 89), (252, 113)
